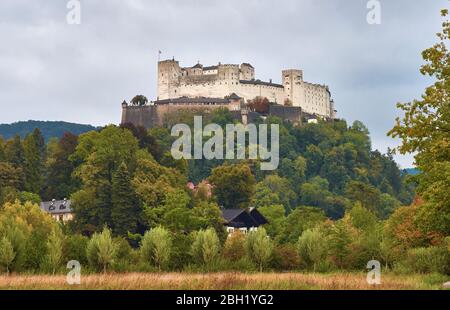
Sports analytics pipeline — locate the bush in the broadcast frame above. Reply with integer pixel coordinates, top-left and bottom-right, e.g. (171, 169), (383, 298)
(222, 231), (246, 261)
(271, 243), (300, 271)
(171, 233), (193, 270)
(400, 246), (449, 274)
(297, 228), (328, 271)
(140, 227), (172, 270)
(245, 228), (273, 272)
(86, 227), (117, 273)
(42, 229), (63, 274)
(0, 237), (15, 274)
(64, 234), (89, 266)
(191, 228), (220, 267)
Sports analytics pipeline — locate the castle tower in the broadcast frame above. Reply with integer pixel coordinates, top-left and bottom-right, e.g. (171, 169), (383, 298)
(282, 69), (304, 107)
(157, 59), (182, 100)
(240, 63), (255, 80)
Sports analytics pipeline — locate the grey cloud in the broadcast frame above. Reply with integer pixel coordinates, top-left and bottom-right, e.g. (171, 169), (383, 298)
(0, 0), (447, 168)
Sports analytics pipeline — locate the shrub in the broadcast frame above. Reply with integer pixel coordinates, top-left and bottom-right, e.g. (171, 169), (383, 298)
(245, 228), (273, 272)
(140, 227), (172, 270)
(43, 229), (63, 274)
(222, 231), (246, 261)
(0, 237), (15, 274)
(191, 228), (220, 267)
(86, 227), (117, 273)
(271, 243), (300, 271)
(297, 228), (328, 271)
(401, 246), (449, 274)
(64, 234), (89, 266)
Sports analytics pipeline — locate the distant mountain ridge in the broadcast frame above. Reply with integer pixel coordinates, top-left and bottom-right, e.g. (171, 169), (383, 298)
(0, 121), (99, 141)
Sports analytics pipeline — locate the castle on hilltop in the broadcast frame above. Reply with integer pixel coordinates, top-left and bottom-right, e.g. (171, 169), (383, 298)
(158, 59), (336, 119)
(121, 57), (337, 128)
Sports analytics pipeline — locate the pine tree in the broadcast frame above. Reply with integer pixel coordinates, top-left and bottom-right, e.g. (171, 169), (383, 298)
(4, 135), (25, 190)
(111, 162), (139, 236)
(23, 132), (44, 194)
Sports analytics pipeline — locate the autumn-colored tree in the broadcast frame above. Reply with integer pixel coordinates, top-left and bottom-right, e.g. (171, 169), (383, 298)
(247, 96), (270, 114)
(222, 231), (246, 261)
(388, 9), (450, 236)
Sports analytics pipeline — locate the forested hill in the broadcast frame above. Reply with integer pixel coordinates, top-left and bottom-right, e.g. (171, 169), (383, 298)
(0, 121), (98, 141)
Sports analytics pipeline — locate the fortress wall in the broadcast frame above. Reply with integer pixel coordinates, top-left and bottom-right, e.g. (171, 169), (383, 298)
(302, 82), (331, 116)
(236, 83), (286, 104)
(121, 104), (234, 128)
(121, 106), (160, 129)
(269, 105), (302, 125)
(177, 81), (237, 99)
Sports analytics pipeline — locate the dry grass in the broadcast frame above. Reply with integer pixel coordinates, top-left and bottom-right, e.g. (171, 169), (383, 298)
(0, 272), (442, 290)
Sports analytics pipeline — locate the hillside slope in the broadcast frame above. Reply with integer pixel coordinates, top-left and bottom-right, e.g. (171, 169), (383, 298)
(0, 121), (98, 141)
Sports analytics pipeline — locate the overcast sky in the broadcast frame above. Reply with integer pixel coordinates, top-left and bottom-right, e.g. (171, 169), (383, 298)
(0, 0), (447, 168)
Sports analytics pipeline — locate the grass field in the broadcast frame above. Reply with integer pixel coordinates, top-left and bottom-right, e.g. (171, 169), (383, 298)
(0, 272), (447, 290)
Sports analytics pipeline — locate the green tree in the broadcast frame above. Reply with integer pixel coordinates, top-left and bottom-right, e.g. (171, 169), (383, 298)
(258, 204), (285, 237)
(131, 95), (149, 106)
(86, 227), (117, 273)
(191, 228), (220, 266)
(260, 175), (297, 211)
(111, 162), (140, 236)
(388, 9), (450, 236)
(209, 163), (256, 209)
(0, 237), (15, 275)
(3, 135), (25, 189)
(23, 131), (44, 194)
(297, 228), (328, 271)
(44, 229), (63, 274)
(140, 227), (172, 270)
(71, 126), (139, 232)
(43, 132), (79, 200)
(245, 227), (273, 272)
(328, 218), (357, 269)
(277, 207), (326, 244)
(0, 162), (22, 189)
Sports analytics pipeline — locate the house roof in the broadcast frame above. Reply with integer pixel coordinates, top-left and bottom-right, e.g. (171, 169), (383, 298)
(242, 63), (254, 69)
(227, 93), (242, 100)
(40, 199), (72, 215)
(222, 208), (268, 227)
(222, 209), (246, 223)
(203, 65), (219, 71)
(240, 79), (284, 88)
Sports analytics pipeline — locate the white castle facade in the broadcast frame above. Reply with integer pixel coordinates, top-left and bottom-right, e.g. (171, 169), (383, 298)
(157, 58), (336, 119)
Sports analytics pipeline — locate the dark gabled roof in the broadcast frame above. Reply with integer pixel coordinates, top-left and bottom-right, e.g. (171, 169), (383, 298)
(222, 209), (246, 223)
(222, 208), (268, 227)
(41, 199), (72, 215)
(248, 208), (269, 225)
(227, 93), (242, 100)
(192, 63), (203, 69)
(242, 63), (254, 69)
(203, 65), (218, 71)
(240, 79), (284, 88)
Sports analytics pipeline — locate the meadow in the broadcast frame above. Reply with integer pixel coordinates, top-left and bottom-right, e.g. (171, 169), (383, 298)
(0, 272), (447, 290)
